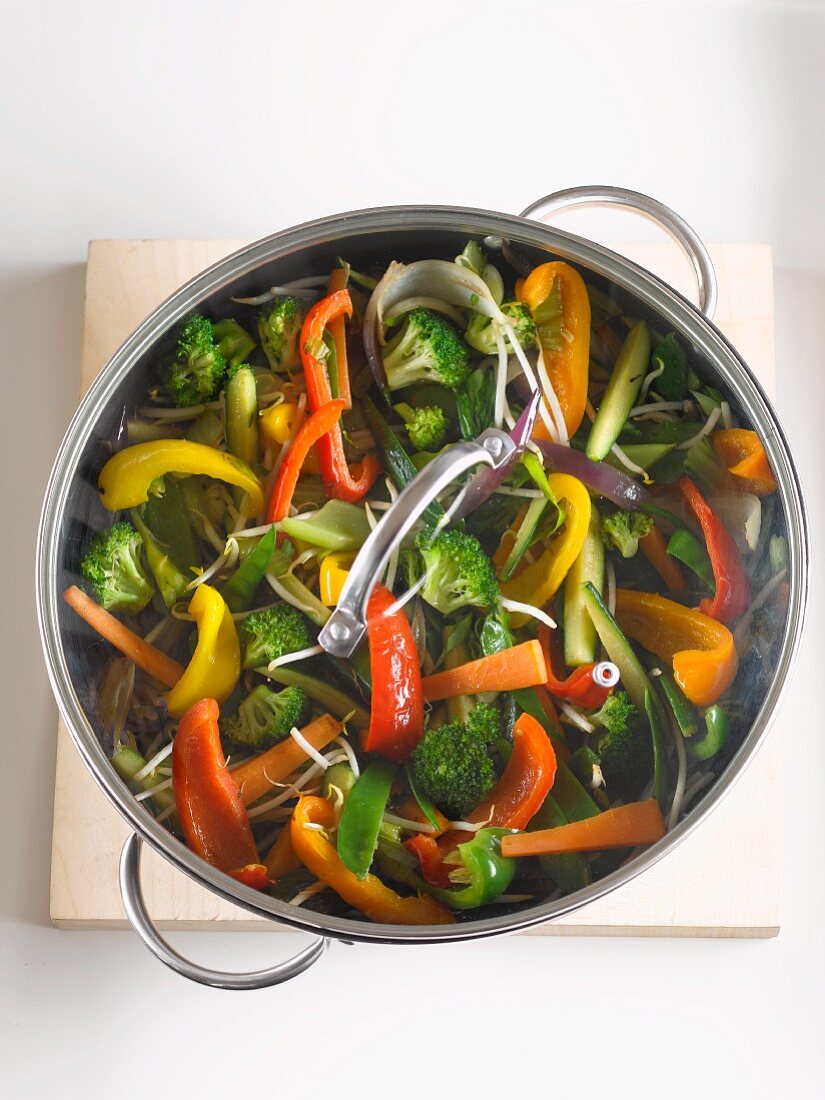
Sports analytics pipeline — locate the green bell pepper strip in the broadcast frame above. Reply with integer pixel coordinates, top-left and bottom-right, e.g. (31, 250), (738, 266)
(667, 529), (716, 590)
(337, 761), (396, 879)
(220, 526), (278, 613)
(658, 669), (700, 737)
(428, 829), (516, 910)
(689, 705), (728, 762)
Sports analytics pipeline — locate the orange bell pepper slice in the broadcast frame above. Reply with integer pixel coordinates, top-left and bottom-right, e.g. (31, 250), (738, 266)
(517, 261), (591, 439)
(614, 589), (738, 707)
(712, 429), (777, 496)
(290, 796), (454, 925)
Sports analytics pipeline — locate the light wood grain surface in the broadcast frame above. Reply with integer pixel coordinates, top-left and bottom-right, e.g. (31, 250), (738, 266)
(50, 238), (779, 934)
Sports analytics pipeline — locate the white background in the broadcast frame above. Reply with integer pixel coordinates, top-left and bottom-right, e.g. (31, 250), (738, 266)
(2, 1), (823, 1096)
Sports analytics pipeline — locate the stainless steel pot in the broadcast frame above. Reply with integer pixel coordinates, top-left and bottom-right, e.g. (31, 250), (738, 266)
(36, 187), (809, 989)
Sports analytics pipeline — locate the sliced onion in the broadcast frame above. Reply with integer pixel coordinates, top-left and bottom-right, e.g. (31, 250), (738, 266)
(383, 297), (466, 328)
(363, 260), (506, 386)
(536, 440), (653, 509)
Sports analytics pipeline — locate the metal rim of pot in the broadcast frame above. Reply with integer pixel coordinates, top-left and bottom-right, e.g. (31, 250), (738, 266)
(36, 188), (809, 989)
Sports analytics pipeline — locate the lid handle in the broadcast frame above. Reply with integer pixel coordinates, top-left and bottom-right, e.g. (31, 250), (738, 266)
(318, 428), (516, 659)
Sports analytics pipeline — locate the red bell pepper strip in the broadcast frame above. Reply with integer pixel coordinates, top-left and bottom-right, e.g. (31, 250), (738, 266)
(300, 289), (380, 502)
(538, 623), (613, 709)
(678, 476), (751, 624)
(412, 713), (558, 882)
(229, 864), (274, 889)
(404, 834), (455, 887)
(266, 399), (345, 524)
(172, 698), (270, 887)
(363, 583), (424, 762)
(466, 712), (557, 830)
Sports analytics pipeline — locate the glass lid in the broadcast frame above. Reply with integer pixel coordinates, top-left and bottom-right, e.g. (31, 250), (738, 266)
(39, 211), (804, 940)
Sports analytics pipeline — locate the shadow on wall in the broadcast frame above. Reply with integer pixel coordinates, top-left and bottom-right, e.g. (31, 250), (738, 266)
(0, 262), (85, 926)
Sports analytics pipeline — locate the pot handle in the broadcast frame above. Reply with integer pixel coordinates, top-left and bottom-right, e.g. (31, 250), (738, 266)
(519, 186), (718, 321)
(119, 833), (328, 990)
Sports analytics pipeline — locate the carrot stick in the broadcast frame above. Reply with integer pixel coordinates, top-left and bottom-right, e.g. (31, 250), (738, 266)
(63, 585), (184, 688)
(327, 266), (352, 409)
(639, 525), (687, 594)
(231, 714), (341, 806)
(264, 822), (302, 878)
(501, 799), (666, 857)
(421, 640), (547, 702)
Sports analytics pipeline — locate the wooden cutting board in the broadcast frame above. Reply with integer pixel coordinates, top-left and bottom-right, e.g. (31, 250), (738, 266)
(50, 238), (779, 935)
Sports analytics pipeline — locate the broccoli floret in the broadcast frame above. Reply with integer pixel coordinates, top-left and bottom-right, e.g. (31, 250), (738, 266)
(80, 521), (154, 614)
(601, 509), (654, 558)
(162, 315), (228, 407)
(382, 308), (470, 392)
(258, 297), (306, 373)
(464, 701), (500, 741)
(591, 690), (636, 735)
(410, 703), (500, 819)
(465, 301), (538, 356)
(222, 684), (310, 749)
(238, 604), (311, 670)
(416, 528), (498, 615)
(591, 691), (652, 802)
(395, 403), (449, 451)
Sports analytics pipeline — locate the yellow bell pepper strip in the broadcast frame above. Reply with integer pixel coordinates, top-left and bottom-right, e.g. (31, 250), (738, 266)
(614, 588), (738, 707)
(164, 584), (240, 718)
(258, 402), (320, 475)
(500, 473), (591, 614)
(711, 428), (777, 496)
(319, 551), (355, 606)
(290, 796), (454, 925)
(97, 440), (264, 516)
(517, 261), (591, 439)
